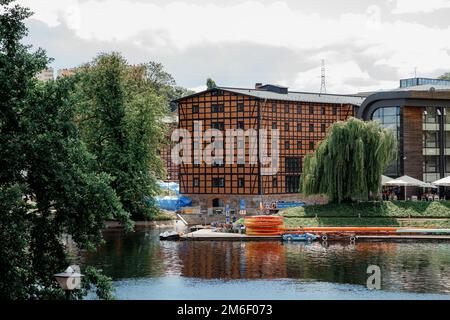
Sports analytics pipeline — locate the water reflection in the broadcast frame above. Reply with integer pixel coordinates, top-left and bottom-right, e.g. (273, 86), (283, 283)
(81, 228), (450, 295)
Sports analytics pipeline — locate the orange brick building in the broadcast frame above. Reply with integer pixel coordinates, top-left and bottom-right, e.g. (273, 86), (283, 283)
(173, 84), (364, 209)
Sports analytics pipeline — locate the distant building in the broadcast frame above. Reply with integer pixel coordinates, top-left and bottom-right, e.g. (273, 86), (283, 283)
(36, 68), (54, 81)
(400, 77), (450, 88)
(57, 68), (76, 78)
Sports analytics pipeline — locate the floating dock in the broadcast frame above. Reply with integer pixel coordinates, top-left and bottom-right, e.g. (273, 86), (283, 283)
(180, 229), (280, 241)
(180, 229), (450, 242)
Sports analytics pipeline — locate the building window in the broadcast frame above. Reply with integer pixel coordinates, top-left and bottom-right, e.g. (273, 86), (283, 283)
(285, 104), (289, 113)
(272, 178), (278, 188)
(285, 157), (301, 173)
(321, 107), (325, 115)
(211, 90), (223, 96)
(321, 123), (326, 133)
(297, 105), (302, 114)
(212, 104), (224, 112)
(285, 175), (300, 193)
(272, 103), (277, 113)
(237, 103), (244, 112)
(212, 177), (225, 187)
(372, 106), (401, 177)
(212, 122), (224, 130)
(285, 140), (290, 149)
(284, 122), (289, 131)
(297, 123), (302, 131)
(309, 124), (314, 132)
(193, 178), (200, 187)
(423, 107), (438, 123)
(424, 156), (439, 173)
(272, 122), (277, 129)
(238, 178), (245, 188)
(297, 141), (302, 149)
(192, 105), (199, 113)
(309, 141), (314, 150)
(332, 106), (338, 116)
(309, 106), (314, 114)
(213, 160), (224, 167)
(237, 121), (245, 129)
(424, 131), (439, 148)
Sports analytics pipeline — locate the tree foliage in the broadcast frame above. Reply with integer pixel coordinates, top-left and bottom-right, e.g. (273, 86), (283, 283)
(73, 53), (169, 220)
(301, 117), (397, 203)
(206, 77), (217, 89)
(1, 0), (131, 299)
(439, 72), (450, 80)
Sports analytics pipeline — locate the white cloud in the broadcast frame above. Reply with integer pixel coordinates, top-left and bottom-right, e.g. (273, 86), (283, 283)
(391, 0), (450, 14)
(291, 60), (397, 94)
(18, 0), (450, 92)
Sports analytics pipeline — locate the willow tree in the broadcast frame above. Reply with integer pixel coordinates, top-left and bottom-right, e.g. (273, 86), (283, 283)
(301, 117), (397, 203)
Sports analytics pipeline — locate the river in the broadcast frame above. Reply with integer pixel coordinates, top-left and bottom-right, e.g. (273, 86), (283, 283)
(80, 227), (450, 299)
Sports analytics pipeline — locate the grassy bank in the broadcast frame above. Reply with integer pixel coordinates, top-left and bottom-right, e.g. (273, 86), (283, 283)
(282, 201), (450, 218)
(281, 201), (450, 228)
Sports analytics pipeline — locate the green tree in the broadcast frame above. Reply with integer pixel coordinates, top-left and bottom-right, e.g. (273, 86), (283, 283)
(301, 117), (397, 203)
(142, 61), (194, 111)
(206, 77), (217, 89)
(0, 0), (131, 299)
(74, 53), (169, 220)
(439, 72), (450, 80)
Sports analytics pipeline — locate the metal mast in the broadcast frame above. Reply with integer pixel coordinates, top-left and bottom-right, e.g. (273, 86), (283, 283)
(320, 59), (326, 95)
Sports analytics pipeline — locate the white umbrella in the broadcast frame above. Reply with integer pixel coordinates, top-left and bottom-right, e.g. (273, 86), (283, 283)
(422, 182), (438, 189)
(385, 175), (428, 200)
(381, 175), (393, 185)
(432, 176), (450, 186)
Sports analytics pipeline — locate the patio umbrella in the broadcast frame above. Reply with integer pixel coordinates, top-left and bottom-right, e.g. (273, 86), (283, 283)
(384, 175), (428, 200)
(432, 176), (450, 186)
(421, 182), (438, 189)
(381, 175), (393, 185)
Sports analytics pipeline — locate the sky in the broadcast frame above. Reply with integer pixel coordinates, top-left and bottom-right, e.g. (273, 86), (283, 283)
(17, 0), (450, 94)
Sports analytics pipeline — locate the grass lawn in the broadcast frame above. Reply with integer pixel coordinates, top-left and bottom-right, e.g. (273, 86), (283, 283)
(281, 201), (450, 228)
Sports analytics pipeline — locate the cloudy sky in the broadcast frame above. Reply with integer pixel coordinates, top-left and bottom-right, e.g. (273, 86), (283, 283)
(18, 0), (450, 93)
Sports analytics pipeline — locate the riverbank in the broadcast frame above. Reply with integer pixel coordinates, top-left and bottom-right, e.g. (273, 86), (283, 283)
(282, 201), (450, 228)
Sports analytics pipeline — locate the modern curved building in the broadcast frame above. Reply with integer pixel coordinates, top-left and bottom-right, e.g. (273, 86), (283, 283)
(358, 84), (450, 190)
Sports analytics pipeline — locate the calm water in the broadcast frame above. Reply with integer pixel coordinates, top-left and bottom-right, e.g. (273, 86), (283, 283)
(80, 227), (450, 299)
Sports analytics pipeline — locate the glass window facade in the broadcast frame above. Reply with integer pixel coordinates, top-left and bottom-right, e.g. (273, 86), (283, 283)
(400, 78), (450, 88)
(423, 107), (438, 123)
(372, 107), (401, 177)
(423, 131), (439, 148)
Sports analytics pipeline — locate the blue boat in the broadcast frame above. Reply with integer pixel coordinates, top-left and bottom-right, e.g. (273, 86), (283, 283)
(282, 233), (318, 242)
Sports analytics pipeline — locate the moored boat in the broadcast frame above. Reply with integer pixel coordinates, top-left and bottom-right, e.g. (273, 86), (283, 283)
(159, 231), (180, 240)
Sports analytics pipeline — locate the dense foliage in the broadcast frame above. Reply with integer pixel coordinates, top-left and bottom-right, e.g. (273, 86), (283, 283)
(73, 53), (170, 220)
(439, 72), (450, 80)
(206, 77), (217, 89)
(1, 0), (131, 299)
(301, 117), (397, 203)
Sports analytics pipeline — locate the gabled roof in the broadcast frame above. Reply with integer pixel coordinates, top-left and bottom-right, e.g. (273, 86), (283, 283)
(172, 86), (366, 106)
(220, 87), (365, 106)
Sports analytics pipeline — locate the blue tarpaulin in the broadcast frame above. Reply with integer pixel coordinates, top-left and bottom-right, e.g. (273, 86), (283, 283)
(276, 201), (306, 209)
(155, 195), (192, 211)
